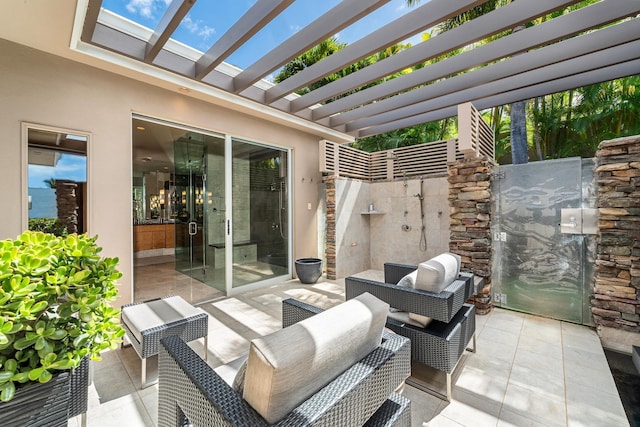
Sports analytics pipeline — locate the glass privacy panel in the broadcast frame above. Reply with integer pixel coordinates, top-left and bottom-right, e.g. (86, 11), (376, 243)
(492, 157), (584, 324)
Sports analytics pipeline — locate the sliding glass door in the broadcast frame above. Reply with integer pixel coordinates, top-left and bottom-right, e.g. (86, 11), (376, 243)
(132, 115), (291, 303)
(230, 139), (290, 291)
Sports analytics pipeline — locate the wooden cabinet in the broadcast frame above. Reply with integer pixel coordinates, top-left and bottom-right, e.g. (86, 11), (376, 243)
(134, 224), (175, 252)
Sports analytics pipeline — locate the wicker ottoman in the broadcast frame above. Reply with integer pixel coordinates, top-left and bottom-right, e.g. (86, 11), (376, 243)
(121, 296), (209, 388)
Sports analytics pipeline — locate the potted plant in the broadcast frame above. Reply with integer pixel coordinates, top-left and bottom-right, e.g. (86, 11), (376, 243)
(0, 231), (124, 423)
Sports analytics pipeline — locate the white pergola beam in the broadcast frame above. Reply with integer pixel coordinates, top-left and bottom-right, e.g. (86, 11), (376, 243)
(290, 0), (582, 113)
(357, 50), (640, 137)
(264, 0), (489, 104)
(322, 0), (640, 125)
(343, 19), (640, 132)
(194, 0), (295, 80)
(231, 0), (391, 94)
(145, 0), (195, 63)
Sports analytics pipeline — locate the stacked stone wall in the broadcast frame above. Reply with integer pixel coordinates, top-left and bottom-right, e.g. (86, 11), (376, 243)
(593, 136), (640, 332)
(324, 177), (337, 280)
(448, 157), (493, 314)
(55, 180), (78, 235)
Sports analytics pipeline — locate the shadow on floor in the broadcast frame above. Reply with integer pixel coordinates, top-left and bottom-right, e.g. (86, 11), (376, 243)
(605, 349), (640, 427)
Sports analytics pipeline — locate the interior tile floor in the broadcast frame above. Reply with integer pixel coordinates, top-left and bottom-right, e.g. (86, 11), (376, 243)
(68, 273), (630, 427)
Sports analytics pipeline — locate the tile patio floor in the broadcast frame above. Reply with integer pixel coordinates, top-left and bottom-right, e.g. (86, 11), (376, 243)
(68, 274), (629, 427)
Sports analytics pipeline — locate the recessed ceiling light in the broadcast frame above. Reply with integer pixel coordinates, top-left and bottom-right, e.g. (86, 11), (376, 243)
(178, 87), (190, 93)
(136, 126), (145, 131)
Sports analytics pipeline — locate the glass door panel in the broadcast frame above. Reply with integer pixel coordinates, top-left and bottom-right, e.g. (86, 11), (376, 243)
(492, 157), (584, 323)
(173, 132), (226, 299)
(231, 139), (290, 289)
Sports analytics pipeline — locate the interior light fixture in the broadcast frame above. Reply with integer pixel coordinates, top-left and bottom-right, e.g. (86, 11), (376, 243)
(178, 87), (190, 93)
(136, 126), (145, 131)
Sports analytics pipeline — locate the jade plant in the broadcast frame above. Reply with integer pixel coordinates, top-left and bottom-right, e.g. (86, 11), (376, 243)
(0, 231), (125, 402)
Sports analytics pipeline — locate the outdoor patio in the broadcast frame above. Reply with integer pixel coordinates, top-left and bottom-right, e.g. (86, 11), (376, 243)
(68, 275), (628, 427)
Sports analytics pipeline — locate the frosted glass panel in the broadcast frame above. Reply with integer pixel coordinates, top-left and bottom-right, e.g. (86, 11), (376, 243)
(493, 157), (584, 323)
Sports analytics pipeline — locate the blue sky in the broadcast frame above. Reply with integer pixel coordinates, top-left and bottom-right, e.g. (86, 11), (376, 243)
(28, 154), (87, 188)
(103, 0), (420, 71)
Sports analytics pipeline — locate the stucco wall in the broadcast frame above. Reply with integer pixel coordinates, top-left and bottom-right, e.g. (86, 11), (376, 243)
(333, 176), (450, 278)
(369, 177), (450, 269)
(0, 39), (325, 307)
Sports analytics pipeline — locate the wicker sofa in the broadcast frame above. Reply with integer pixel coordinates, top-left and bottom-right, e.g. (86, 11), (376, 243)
(345, 258), (476, 401)
(157, 296), (412, 426)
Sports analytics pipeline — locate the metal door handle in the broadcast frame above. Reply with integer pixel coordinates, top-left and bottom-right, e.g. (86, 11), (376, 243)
(188, 222), (197, 235)
(560, 222), (577, 228)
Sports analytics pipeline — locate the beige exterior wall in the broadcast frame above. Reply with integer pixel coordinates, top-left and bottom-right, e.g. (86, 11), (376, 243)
(0, 39), (325, 307)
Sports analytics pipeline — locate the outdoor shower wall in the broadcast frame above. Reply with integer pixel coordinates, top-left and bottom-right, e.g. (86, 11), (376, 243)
(325, 176), (449, 279)
(593, 135), (640, 352)
(369, 178), (449, 270)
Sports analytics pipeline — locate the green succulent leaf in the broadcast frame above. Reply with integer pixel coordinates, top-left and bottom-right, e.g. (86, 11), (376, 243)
(0, 371), (12, 383)
(0, 381), (15, 402)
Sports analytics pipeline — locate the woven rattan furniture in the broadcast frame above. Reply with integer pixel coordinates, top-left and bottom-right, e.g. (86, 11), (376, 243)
(121, 295), (208, 388)
(69, 355), (90, 427)
(346, 262), (476, 401)
(157, 298), (412, 427)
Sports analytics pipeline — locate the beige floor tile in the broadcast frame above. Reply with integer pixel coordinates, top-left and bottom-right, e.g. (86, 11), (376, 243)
(507, 362), (565, 401)
(565, 380), (629, 427)
(502, 382), (567, 427)
(517, 332), (563, 359)
(497, 408), (554, 427)
(484, 309), (525, 335)
(432, 388), (501, 427)
(564, 356), (618, 393)
(401, 385), (442, 426)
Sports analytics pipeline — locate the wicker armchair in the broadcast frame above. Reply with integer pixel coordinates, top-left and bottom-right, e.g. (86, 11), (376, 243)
(157, 298), (412, 427)
(345, 262), (477, 401)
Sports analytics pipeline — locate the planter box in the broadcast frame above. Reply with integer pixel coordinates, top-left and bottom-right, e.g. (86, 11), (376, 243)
(0, 356), (89, 427)
(0, 371), (70, 427)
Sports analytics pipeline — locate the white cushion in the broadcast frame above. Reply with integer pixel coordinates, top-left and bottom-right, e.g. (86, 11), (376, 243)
(121, 296), (204, 343)
(242, 293), (389, 424)
(212, 355), (247, 390)
(414, 253), (461, 293)
(396, 270), (417, 287)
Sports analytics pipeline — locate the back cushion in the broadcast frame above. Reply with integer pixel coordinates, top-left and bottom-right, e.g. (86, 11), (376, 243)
(414, 253), (461, 293)
(243, 293), (389, 424)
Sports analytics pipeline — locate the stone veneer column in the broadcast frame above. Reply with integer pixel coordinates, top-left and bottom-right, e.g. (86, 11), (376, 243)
(448, 157), (493, 314)
(55, 180), (79, 235)
(324, 177), (337, 280)
(592, 136), (640, 332)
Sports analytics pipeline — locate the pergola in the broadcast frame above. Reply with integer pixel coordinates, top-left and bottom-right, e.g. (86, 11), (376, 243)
(78, 0), (639, 139)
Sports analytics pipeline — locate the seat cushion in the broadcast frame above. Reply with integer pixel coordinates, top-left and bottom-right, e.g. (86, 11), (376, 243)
(121, 296), (204, 342)
(414, 253), (461, 293)
(242, 292), (389, 424)
(387, 310), (432, 328)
